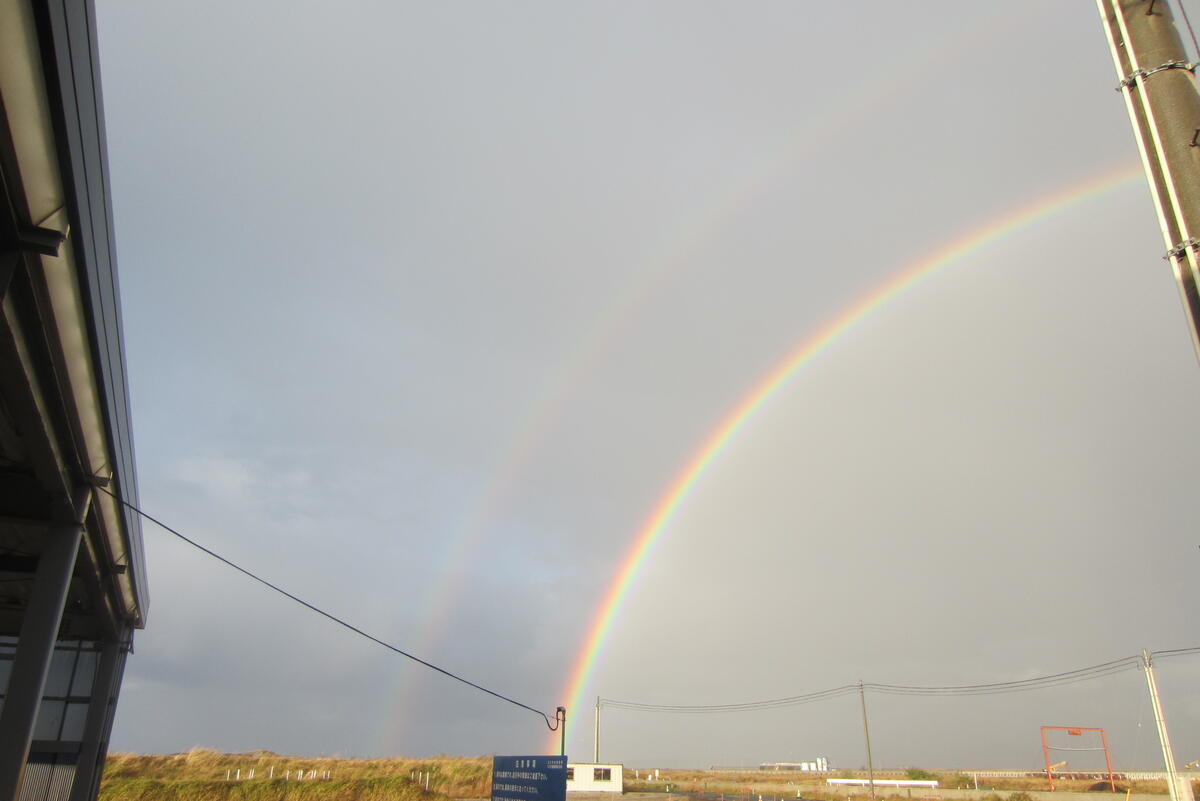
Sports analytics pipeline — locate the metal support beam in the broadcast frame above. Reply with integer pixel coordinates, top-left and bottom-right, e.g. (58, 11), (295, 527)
(0, 515), (84, 801)
(1098, 0), (1200, 361)
(68, 637), (124, 801)
(1143, 650), (1193, 801)
(86, 641), (128, 799)
(859, 681), (876, 801)
(9, 224), (66, 257)
(557, 707), (566, 758)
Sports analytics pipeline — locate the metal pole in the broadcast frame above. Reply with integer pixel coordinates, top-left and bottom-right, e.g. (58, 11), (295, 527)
(1097, 0), (1200, 361)
(858, 681), (876, 801)
(594, 697), (600, 763)
(68, 639), (124, 801)
(1099, 728), (1116, 793)
(1042, 727), (1055, 792)
(558, 707), (567, 757)
(1143, 650), (1192, 801)
(0, 510), (87, 801)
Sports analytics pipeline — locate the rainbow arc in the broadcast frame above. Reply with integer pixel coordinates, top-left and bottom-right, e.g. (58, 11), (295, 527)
(549, 163), (1143, 754)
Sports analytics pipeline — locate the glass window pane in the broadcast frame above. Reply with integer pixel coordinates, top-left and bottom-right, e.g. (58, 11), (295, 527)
(43, 650), (74, 697)
(33, 699), (64, 740)
(0, 657), (11, 698)
(61, 702), (88, 740)
(70, 650), (97, 697)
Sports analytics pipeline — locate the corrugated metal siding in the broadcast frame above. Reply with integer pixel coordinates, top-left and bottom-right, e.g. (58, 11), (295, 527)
(18, 761), (76, 801)
(47, 762), (75, 801)
(17, 763), (51, 801)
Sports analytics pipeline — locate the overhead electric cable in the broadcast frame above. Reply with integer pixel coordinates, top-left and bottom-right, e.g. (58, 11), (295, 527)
(868, 655), (1142, 696)
(604, 684), (859, 714)
(601, 653), (1168, 714)
(1173, 0), (1200, 63)
(1148, 645), (1200, 660)
(96, 485), (562, 731)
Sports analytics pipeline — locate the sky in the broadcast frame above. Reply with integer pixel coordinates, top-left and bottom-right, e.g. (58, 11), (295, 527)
(93, 0), (1200, 770)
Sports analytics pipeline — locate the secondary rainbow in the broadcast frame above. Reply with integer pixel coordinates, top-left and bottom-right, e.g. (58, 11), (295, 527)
(380, 5), (1039, 751)
(549, 163), (1144, 754)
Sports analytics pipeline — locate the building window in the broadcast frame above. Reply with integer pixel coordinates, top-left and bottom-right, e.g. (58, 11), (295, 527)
(566, 769), (574, 781)
(594, 768), (611, 782)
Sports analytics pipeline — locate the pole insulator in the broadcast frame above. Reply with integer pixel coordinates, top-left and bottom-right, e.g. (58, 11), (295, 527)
(1117, 60), (1197, 89)
(1165, 238), (1200, 260)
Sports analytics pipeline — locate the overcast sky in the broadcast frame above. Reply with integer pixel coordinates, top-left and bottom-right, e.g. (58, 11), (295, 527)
(94, 1), (1200, 770)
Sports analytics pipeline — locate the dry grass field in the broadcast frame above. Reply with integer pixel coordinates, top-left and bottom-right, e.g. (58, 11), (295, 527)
(100, 750), (491, 801)
(623, 769), (1184, 798)
(100, 755), (1192, 801)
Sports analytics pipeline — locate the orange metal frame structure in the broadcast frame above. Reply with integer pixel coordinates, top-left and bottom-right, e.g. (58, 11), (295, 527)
(1040, 726), (1116, 792)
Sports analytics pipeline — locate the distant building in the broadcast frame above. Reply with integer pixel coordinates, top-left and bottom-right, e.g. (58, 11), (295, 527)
(828, 779), (939, 789)
(761, 758), (830, 772)
(567, 763), (624, 793)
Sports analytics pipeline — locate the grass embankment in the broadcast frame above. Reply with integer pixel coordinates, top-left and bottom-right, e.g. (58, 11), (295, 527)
(939, 776), (1169, 794)
(624, 769), (1184, 798)
(101, 757), (1195, 801)
(100, 751), (491, 801)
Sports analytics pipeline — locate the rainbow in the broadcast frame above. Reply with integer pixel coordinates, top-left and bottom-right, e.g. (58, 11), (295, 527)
(548, 163), (1144, 754)
(379, 4), (1038, 751)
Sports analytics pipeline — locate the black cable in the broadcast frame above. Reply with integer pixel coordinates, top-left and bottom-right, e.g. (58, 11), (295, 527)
(1149, 645), (1200, 660)
(604, 685), (860, 714)
(867, 655), (1142, 696)
(1172, 0), (1200, 63)
(96, 486), (561, 731)
(602, 654), (1153, 714)
(868, 661), (1137, 695)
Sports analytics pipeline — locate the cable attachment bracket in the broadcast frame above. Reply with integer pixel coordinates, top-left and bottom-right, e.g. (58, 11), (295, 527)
(1117, 60), (1197, 90)
(1165, 238), (1200, 260)
(5, 224), (67, 257)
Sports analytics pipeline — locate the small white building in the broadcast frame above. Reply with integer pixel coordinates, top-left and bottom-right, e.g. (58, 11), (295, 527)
(566, 763), (624, 793)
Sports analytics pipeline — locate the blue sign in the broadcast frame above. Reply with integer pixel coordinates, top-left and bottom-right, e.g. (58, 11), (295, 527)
(492, 755), (567, 801)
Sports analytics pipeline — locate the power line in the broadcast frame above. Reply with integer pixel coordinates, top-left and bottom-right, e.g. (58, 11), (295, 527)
(95, 482), (1200, 733)
(604, 684), (860, 714)
(869, 656), (1142, 696)
(1172, 0), (1200, 64)
(1149, 645), (1200, 659)
(601, 653), (1168, 713)
(96, 485), (562, 731)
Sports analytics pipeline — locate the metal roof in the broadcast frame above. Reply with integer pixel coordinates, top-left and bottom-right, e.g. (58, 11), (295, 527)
(0, 0), (147, 631)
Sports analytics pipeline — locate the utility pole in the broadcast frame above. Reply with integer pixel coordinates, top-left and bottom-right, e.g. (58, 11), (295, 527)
(557, 707), (567, 758)
(1097, 0), (1200, 362)
(1142, 651), (1193, 801)
(594, 697), (601, 763)
(859, 681), (876, 801)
